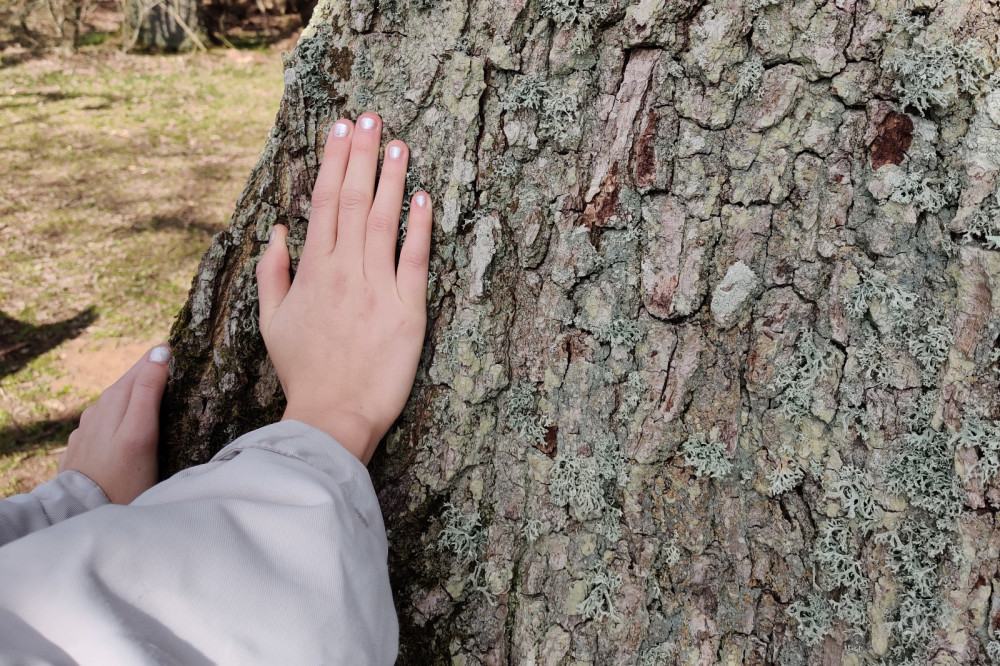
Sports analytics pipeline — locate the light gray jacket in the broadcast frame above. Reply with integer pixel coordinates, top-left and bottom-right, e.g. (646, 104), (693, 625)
(0, 420), (398, 665)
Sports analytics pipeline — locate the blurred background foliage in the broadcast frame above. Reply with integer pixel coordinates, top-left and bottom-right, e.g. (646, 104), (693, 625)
(0, 0), (313, 55)
(0, 0), (290, 493)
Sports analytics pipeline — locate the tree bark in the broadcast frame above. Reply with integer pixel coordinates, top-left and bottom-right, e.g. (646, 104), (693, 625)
(122, 0), (207, 52)
(161, 0), (1000, 662)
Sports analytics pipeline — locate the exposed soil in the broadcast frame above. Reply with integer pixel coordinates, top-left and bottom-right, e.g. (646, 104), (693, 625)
(54, 336), (169, 397)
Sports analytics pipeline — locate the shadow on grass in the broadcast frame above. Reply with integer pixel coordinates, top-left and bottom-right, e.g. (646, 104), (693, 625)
(0, 92), (120, 131)
(0, 48), (47, 69)
(207, 10), (303, 49)
(0, 308), (97, 379)
(0, 412), (79, 454)
(144, 212), (225, 236)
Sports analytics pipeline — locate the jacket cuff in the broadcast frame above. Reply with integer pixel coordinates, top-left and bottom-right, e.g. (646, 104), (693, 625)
(208, 420), (384, 532)
(0, 471), (109, 546)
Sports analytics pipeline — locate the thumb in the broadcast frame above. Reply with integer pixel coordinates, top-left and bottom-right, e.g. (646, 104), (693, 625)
(256, 224), (291, 337)
(118, 345), (170, 441)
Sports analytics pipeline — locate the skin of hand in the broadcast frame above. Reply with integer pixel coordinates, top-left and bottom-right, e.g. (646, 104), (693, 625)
(57, 345), (171, 504)
(255, 113), (433, 465)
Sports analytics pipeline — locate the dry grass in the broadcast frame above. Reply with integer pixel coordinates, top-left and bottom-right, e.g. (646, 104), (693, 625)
(0, 46), (285, 495)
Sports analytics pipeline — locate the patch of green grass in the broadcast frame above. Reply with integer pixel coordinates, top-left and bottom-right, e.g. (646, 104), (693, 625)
(0, 50), (284, 339)
(0, 349), (67, 437)
(0, 49), (285, 487)
(0, 452), (31, 497)
(78, 31), (110, 47)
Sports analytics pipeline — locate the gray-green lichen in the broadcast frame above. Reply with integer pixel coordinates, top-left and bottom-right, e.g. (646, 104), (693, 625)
(680, 432), (733, 479)
(163, 0), (1000, 662)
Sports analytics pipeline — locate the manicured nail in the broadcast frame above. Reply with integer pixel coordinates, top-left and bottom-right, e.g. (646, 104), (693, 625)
(333, 121), (349, 137)
(415, 193), (427, 207)
(269, 229), (276, 244)
(150, 346), (170, 364)
(388, 145), (402, 159)
(359, 116), (376, 131)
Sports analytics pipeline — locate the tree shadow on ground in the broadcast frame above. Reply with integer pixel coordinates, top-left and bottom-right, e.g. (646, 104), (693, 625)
(206, 9), (303, 49)
(143, 212), (224, 235)
(0, 413), (79, 454)
(0, 308), (97, 379)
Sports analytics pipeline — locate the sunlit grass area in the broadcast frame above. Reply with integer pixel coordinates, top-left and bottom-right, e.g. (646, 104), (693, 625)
(0, 48), (285, 494)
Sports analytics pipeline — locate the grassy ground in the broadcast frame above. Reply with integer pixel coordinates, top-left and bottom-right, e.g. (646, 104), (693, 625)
(0, 46), (286, 495)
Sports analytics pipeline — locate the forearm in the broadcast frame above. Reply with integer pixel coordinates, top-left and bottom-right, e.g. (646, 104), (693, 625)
(0, 420), (398, 664)
(0, 471), (109, 547)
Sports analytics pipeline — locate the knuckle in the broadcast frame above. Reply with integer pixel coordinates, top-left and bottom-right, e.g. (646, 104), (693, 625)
(339, 188), (370, 213)
(134, 378), (155, 393)
(401, 247), (429, 269)
(330, 265), (351, 290)
(361, 281), (378, 307)
(367, 211), (396, 236)
(133, 374), (161, 394)
(310, 185), (338, 212)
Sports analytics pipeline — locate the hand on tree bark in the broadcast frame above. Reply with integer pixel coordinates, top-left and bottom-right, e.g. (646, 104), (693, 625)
(255, 113), (433, 465)
(58, 345), (170, 504)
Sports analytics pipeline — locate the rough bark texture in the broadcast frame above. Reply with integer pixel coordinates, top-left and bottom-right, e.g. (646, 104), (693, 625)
(161, 0), (1000, 663)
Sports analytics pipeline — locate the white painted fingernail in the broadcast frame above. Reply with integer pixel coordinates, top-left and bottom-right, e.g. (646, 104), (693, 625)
(333, 122), (349, 137)
(360, 116), (376, 130)
(150, 346), (170, 364)
(388, 145), (402, 159)
(269, 229), (276, 244)
(415, 194), (427, 207)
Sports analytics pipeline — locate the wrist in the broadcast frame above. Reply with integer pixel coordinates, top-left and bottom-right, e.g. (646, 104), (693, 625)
(281, 403), (380, 464)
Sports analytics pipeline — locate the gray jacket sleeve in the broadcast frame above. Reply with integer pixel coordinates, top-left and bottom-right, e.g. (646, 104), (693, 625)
(0, 420), (399, 665)
(0, 470), (110, 547)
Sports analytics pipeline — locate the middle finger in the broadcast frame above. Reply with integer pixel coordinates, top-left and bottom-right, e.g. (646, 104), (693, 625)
(333, 112), (383, 265)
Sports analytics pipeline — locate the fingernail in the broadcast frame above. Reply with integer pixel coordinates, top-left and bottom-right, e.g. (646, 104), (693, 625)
(359, 116), (376, 131)
(269, 229), (276, 244)
(415, 193), (427, 207)
(333, 121), (349, 137)
(388, 145), (402, 159)
(150, 346), (170, 364)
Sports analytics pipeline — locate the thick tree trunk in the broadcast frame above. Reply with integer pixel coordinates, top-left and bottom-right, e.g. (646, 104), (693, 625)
(123, 0), (207, 52)
(161, 0), (1000, 662)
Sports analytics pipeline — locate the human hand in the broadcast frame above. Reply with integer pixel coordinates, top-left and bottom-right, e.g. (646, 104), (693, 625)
(255, 113), (433, 464)
(57, 345), (170, 504)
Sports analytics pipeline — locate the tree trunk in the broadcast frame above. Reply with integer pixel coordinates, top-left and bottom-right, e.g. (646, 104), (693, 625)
(68, 0), (88, 51)
(122, 0), (206, 52)
(161, 0), (1000, 662)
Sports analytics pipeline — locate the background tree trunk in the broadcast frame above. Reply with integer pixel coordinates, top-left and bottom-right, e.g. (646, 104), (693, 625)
(122, 0), (206, 51)
(291, 0), (318, 26)
(161, 0), (1000, 662)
